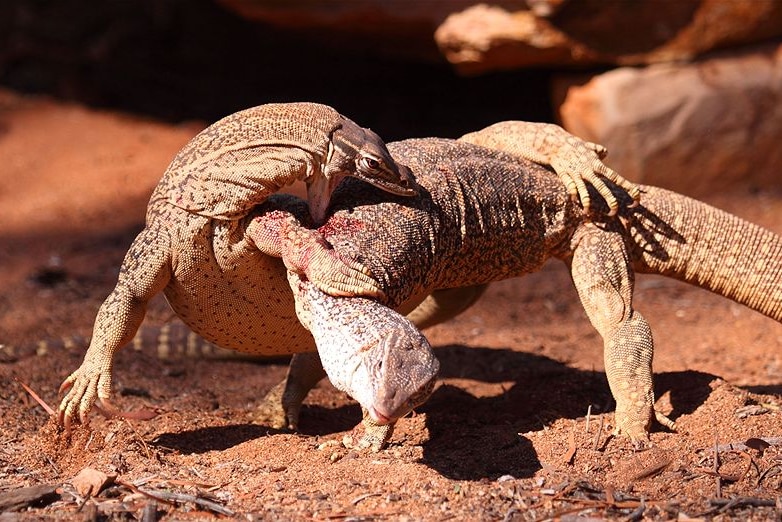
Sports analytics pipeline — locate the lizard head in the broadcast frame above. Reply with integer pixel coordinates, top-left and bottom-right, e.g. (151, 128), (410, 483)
(364, 328), (439, 424)
(308, 119), (417, 224)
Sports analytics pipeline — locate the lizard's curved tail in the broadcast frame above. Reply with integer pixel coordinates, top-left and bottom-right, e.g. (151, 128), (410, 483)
(626, 186), (782, 322)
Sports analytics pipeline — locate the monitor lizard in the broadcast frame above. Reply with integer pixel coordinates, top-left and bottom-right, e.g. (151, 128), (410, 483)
(256, 127), (782, 449)
(55, 114), (627, 432)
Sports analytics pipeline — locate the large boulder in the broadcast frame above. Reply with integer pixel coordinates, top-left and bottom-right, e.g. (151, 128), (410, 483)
(435, 0), (782, 74)
(555, 44), (782, 194)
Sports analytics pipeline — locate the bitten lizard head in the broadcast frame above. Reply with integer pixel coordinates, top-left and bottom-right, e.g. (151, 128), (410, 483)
(364, 327), (439, 425)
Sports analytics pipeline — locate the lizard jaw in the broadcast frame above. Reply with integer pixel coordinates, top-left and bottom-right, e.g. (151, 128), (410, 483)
(306, 173), (343, 225)
(366, 405), (394, 425)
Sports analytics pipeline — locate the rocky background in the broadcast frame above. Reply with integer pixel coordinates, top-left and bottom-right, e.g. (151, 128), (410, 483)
(3, 0), (782, 195)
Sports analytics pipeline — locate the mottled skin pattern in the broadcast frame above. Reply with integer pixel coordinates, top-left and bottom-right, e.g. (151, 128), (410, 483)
(269, 128), (782, 448)
(57, 102), (418, 427)
(289, 272), (438, 426)
(56, 120), (619, 434)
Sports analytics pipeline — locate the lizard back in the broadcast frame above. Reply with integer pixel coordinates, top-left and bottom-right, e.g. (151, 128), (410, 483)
(322, 138), (583, 309)
(151, 102), (340, 220)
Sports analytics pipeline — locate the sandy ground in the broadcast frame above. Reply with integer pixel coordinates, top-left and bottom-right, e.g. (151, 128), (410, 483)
(1, 89), (781, 520)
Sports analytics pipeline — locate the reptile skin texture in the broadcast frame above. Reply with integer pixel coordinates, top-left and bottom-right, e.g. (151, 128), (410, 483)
(56, 102), (417, 428)
(270, 129), (782, 448)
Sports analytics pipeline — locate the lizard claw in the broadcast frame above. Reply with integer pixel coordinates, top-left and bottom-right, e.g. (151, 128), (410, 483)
(549, 138), (639, 217)
(255, 380), (301, 430)
(461, 121), (641, 216)
(57, 359), (156, 428)
(279, 221), (385, 300)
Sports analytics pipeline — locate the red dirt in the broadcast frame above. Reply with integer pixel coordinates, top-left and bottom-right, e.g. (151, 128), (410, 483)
(1, 89), (780, 520)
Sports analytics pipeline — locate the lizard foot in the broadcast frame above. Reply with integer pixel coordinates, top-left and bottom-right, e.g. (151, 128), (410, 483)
(254, 381), (300, 430)
(612, 409), (677, 449)
(279, 221), (385, 300)
(248, 207), (384, 299)
(342, 412), (396, 452)
(58, 363), (156, 433)
(547, 135), (641, 217)
(282, 224), (385, 299)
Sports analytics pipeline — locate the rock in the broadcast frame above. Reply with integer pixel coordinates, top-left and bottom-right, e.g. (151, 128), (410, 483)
(214, 0), (473, 60)
(555, 44), (782, 195)
(435, 0), (782, 74)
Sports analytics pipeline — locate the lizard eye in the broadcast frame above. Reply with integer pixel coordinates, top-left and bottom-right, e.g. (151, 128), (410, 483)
(360, 156), (381, 171)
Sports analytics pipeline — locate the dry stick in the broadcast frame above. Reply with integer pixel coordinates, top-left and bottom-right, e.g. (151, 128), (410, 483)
(713, 435), (722, 499)
(351, 492), (382, 505)
(757, 464), (782, 487)
(14, 377), (55, 415)
(592, 415), (605, 451)
(117, 480), (234, 517)
(121, 418), (152, 459)
(710, 497), (779, 510)
(562, 421), (577, 465)
(630, 457), (671, 482)
(585, 405), (592, 434)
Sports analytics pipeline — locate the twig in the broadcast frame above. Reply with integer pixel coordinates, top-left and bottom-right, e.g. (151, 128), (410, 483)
(592, 415), (605, 451)
(710, 497), (778, 510)
(144, 489), (233, 516)
(116, 480), (233, 516)
(624, 500), (646, 521)
(121, 418), (152, 459)
(757, 464), (781, 487)
(562, 421), (577, 465)
(351, 492), (381, 505)
(585, 405), (592, 434)
(713, 435), (722, 499)
(631, 457), (670, 481)
(14, 377), (55, 415)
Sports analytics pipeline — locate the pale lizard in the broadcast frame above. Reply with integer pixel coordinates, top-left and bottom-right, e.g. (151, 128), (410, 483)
(258, 125), (782, 449)
(55, 101), (420, 427)
(55, 119), (627, 431)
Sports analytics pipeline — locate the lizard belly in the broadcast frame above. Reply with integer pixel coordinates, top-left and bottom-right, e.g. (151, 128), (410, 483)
(163, 215), (314, 355)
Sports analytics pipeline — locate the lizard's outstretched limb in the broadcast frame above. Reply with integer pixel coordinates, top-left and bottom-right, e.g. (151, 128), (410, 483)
(58, 225), (171, 429)
(255, 351), (327, 430)
(460, 121), (640, 216)
(567, 222), (674, 447)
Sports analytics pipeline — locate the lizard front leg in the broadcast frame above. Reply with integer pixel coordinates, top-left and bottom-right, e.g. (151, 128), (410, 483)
(58, 225), (172, 430)
(460, 121), (641, 216)
(567, 222), (674, 447)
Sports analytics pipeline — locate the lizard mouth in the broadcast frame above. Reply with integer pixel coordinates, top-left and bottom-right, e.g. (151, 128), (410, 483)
(367, 405), (394, 425)
(354, 171), (418, 197)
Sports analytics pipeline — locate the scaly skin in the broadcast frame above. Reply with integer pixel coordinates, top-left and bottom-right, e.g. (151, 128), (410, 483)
(267, 132), (782, 448)
(57, 102), (418, 429)
(56, 119), (622, 433)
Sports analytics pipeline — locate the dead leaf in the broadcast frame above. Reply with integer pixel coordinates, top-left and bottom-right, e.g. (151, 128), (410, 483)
(71, 468), (117, 498)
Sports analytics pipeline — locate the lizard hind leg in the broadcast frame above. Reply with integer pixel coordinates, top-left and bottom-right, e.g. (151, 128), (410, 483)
(405, 285), (489, 330)
(255, 351), (326, 430)
(567, 223), (672, 447)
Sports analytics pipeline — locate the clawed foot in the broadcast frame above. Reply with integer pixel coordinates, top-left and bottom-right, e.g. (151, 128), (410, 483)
(58, 364), (156, 433)
(279, 222), (385, 300)
(254, 381), (301, 430)
(549, 136), (641, 217)
(612, 409), (677, 449)
(342, 413), (396, 452)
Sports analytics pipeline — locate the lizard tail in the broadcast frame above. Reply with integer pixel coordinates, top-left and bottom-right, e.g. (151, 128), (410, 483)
(626, 186), (782, 322)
